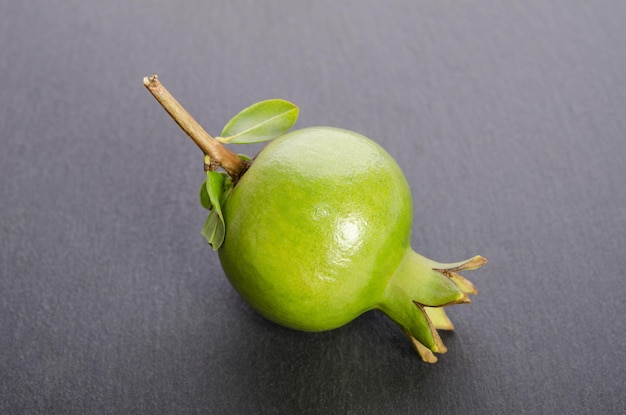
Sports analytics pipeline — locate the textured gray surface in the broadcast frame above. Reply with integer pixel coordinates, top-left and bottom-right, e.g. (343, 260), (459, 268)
(1, 1), (625, 413)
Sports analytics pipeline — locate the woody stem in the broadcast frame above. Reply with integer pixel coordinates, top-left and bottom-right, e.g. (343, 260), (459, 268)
(143, 75), (247, 179)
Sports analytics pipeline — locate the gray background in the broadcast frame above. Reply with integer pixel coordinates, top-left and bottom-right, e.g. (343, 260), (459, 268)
(1, 1), (625, 413)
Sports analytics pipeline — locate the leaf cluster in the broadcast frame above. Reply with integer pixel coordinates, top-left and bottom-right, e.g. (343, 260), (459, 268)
(200, 99), (299, 249)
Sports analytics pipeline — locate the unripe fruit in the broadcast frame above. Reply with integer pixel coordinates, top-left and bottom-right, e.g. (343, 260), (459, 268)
(144, 76), (486, 362)
(220, 127), (412, 331)
(218, 127), (485, 362)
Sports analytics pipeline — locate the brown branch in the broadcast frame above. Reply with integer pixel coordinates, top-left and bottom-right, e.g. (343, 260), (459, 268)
(143, 75), (247, 179)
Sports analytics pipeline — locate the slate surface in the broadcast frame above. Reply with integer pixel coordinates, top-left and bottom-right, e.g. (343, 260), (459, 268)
(1, 1), (625, 414)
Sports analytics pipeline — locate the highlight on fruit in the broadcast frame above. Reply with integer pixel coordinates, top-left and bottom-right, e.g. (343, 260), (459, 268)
(144, 75), (487, 363)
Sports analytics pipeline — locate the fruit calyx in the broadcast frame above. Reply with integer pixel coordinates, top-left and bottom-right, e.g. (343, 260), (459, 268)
(381, 249), (486, 363)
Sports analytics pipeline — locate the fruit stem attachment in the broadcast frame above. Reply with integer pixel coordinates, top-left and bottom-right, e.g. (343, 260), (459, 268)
(143, 75), (247, 179)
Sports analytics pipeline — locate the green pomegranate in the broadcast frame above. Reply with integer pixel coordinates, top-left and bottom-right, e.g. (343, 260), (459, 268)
(144, 75), (486, 362)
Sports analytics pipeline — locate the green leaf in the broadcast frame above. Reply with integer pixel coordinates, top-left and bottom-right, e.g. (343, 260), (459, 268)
(206, 171), (226, 214)
(218, 99), (299, 144)
(237, 153), (252, 162)
(201, 209), (225, 251)
(200, 170), (230, 249)
(199, 179), (212, 210)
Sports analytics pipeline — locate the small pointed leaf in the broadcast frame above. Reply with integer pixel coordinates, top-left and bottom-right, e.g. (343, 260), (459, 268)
(199, 179), (212, 210)
(200, 171), (229, 249)
(237, 153), (252, 162)
(206, 171), (226, 217)
(219, 99), (298, 144)
(201, 210), (225, 250)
